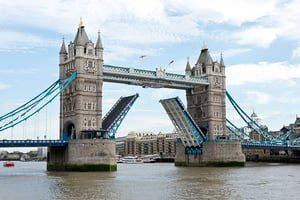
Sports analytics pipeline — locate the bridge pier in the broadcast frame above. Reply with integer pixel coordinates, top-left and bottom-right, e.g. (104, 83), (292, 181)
(47, 139), (116, 171)
(175, 141), (245, 167)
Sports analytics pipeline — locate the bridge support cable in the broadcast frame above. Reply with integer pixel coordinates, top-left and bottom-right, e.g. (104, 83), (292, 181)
(226, 91), (284, 143)
(0, 80), (59, 122)
(102, 93), (139, 138)
(160, 97), (207, 147)
(226, 125), (248, 142)
(226, 118), (268, 143)
(0, 73), (77, 132)
(279, 130), (294, 141)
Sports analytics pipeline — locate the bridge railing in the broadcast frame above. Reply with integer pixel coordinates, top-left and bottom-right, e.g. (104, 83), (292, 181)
(103, 64), (208, 85)
(0, 140), (68, 147)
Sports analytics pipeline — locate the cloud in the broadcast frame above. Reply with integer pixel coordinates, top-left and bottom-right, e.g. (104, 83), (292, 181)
(0, 0), (283, 50)
(231, 26), (277, 48)
(245, 91), (271, 104)
(0, 30), (57, 52)
(211, 48), (252, 58)
(227, 62), (300, 86)
(292, 46), (300, 58)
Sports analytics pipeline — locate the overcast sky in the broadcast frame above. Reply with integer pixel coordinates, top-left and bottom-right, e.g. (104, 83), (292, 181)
(1, 0), (300, 149)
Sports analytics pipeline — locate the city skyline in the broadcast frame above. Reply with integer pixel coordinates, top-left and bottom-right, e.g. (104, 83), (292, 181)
(1, 0), (300, 147)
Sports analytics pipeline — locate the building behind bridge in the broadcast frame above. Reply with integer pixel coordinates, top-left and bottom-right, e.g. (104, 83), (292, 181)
(116, 131), (179, 159)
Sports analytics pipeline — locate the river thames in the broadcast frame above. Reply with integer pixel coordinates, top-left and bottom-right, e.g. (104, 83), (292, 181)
(0, 161), (299, 200)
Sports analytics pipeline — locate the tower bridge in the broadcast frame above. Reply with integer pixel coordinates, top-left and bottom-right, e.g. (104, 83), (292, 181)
(47, 19), (245, 170)
(2, 19), (299, 171)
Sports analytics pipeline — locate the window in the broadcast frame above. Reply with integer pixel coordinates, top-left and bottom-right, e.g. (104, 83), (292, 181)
(88, 61), (93, 68)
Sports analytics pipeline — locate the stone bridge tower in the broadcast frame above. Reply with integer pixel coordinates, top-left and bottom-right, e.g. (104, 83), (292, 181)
(59, 18), (103, 140)
(181, 45), (245, 166)
(48, 19), (116, 171)
(185, 44), (226, 140)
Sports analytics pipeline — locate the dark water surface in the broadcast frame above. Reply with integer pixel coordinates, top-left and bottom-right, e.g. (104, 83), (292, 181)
(0, 161), (299, 200)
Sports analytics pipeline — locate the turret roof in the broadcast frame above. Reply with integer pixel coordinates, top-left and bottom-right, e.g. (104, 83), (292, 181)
(185, 57), (191, 72)
(196, 44), (213, 66)
(59, 37), (67, 54)
(74, 18), (89, 46)
(95, 31), (103, 49)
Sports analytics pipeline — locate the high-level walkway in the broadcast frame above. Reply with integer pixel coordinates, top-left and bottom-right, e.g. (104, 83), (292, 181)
(103, 65), (209, 89)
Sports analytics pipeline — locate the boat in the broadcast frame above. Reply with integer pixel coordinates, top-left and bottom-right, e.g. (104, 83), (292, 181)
(3, 161), (15, 167)
(115, 155), (123, 163)
(142, 155), (156, 163)
(142, 157), (155, 163)
(122, 156), (143, 164)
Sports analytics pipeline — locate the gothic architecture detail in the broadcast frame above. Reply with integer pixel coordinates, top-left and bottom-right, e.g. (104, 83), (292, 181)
(186, 44), (226, 140)
(59, 19), (104, 140)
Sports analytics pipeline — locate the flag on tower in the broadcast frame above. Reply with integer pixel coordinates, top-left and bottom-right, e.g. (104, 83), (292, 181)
(168, 60), (174, 65)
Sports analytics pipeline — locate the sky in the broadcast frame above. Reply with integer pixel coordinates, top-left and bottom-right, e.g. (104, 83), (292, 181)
(1, 0), (300, 152)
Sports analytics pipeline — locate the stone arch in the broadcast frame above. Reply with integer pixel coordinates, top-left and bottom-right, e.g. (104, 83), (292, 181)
(63, 121), (76, 140)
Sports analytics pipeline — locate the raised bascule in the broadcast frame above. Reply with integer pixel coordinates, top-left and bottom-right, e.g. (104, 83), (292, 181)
(6, 20), (300, 171)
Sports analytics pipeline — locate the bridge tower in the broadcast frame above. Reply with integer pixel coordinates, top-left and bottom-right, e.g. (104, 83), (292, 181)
(186, 44), (226, 140)
(59, 19), (103, 140)
(47, 19), (116, 171)
(178, 44), (245, 166)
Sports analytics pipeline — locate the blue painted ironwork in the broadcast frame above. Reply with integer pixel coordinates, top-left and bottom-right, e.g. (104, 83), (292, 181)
(279, 130), (294, 140)
(241, 142), (300, 150)
(0, 140), (68, 147)
(102, 93), (139, 138)
(0, 73), (77, 132)
(226, 119), (274, 143)
(185, 147), (202, 155)
(226, 91), (284, 143)
(160, 96), (207, 147)
(174, 97), (207, 144)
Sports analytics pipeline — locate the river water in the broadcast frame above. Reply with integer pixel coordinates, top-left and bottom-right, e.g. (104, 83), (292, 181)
(0, 161), (299, 200)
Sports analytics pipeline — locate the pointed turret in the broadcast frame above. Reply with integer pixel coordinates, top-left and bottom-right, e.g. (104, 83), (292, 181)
(59, 36), (67, 54)
(95, 31), (103, 59)
(74, 18), (89, 47)
(95, 31), (103, 50)
(59, 37), (67, 63)
(185, 57), (192, 76)
(220, 52), (225, 67)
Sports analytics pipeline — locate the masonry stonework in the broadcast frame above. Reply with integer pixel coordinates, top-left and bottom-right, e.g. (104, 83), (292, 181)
(47, 19), (116, 171)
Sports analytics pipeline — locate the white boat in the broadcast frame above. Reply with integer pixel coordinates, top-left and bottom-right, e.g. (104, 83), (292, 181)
(122, 156), (143, 164)
(141, 155), (156, 163)
(142, 157), (156, 163)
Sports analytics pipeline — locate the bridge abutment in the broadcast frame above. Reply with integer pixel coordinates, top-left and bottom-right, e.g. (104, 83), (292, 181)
(175, 141), (245, 167)
(47, 139), (116, 171)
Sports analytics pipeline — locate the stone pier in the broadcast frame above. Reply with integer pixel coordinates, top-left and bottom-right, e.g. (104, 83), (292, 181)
(47, 139), (117, 171)
(175, 141), (245, 167)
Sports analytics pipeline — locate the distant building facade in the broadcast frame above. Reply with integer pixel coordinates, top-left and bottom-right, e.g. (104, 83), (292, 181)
(116, 131), (179, 158)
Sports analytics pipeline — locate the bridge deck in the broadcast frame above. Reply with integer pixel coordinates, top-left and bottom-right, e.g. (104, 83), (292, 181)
(102, 93), (139, 137)
(242, 142), (300, 150)
(160, 97), (206, 147)
(0, 140), (68, 147)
